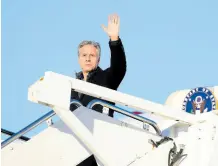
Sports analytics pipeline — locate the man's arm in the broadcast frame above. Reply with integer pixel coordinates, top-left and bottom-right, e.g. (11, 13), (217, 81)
(102, 14), (127, 89)
(106, 38), (126, 89)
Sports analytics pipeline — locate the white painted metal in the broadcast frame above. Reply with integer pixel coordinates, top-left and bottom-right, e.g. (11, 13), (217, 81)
(129, 141), (175, 166)
(2, 71), (218, 166)
(28, 71), (202, 124)
(2, 106), (160, 166)
(52, 106), (109, 165)
(46, 118), (53, 126)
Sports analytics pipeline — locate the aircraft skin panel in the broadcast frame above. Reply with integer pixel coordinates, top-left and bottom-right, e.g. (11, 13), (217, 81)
(165, 86), (218, 111)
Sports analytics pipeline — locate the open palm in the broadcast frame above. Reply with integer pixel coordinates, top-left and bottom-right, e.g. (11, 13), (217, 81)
(102, 14), (120, 40)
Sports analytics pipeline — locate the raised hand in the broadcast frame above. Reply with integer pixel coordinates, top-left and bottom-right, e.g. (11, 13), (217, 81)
(101, 14), (120, 41)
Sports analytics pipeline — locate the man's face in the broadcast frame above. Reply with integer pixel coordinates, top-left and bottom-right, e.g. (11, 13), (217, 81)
(78, 44), (100, 73)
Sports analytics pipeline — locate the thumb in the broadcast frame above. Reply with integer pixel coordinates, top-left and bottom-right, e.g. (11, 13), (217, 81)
(101, 24), (107, 33)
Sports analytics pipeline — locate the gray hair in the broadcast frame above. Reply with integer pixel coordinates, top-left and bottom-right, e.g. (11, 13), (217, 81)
(78, 40), (101, 57)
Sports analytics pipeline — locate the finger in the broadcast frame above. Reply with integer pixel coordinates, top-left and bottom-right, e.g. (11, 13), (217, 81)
(114, 14), (119, 24)
(101, 24), (107, 32)
(115, 14), (119, 24)
(113, 14), (117, 24)
(109, 15), (113, 24)
(109, 14), (115, 24)
(113, 13), (117, 22)
(117, 15), (120, 25)
(108, 14), (118, 24)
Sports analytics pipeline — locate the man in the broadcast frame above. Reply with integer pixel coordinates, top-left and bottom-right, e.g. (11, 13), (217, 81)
(70, 14), (126, 117)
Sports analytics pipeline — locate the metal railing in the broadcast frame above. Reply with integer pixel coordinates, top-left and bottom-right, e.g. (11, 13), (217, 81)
(87, 99), (162, 136)
(1, 111), (55, 149)
(1, 98), (161, 149)
(1, 100), (82, 149)
(1, 129), (30, 141)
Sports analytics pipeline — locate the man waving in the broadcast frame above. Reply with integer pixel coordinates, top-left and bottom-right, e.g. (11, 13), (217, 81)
(71, 14), (127, 117)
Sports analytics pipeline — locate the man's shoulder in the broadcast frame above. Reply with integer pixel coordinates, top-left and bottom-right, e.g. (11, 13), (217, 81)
(94, 67), (108, 78)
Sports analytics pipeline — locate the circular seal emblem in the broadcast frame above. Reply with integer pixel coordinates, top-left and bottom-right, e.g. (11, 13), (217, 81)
(182, 87), (216, 114)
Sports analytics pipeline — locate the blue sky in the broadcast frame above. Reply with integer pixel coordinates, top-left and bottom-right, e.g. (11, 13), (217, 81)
(2, 0), (218, 138)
